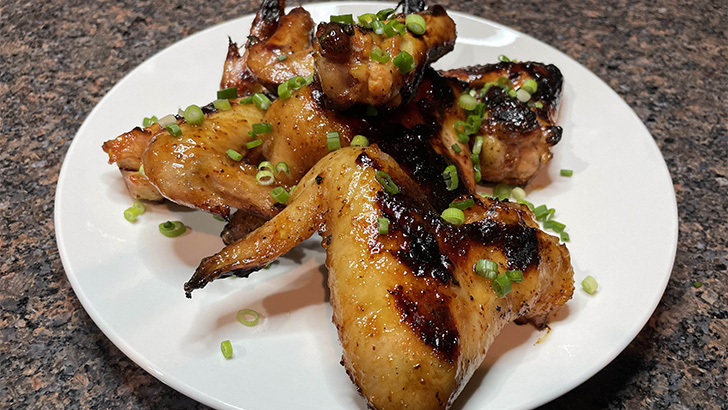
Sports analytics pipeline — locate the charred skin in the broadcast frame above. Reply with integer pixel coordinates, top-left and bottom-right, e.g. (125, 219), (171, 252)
(441, 62), (564, 186)
(313, 5), (456, 110)
(221, 0), (315, 94)
(184, 146), (574, 410)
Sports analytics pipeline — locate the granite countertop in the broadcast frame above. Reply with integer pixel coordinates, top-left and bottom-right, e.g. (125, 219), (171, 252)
(2, 0), (726, 408)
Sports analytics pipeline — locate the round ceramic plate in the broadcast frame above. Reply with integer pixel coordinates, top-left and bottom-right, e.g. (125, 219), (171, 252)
(55, 2), (678, 409)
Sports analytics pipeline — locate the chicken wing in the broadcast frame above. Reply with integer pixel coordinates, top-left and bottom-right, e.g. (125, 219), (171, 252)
(184, 146), (574, 410)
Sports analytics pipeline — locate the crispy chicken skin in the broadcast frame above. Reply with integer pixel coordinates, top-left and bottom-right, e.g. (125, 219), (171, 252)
(101, 125), (163, 201)
(442, 62), (564, 186)
(221, 0), (315, 94)
(184, 146), (574, 410)
(313, 5), (456, 109)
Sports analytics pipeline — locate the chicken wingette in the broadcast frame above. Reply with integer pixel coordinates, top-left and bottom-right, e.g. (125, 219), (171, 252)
(184, 146), (574, 410)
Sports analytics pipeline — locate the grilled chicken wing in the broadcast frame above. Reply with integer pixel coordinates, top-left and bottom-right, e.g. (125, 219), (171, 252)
(221, 0), (315, 94)
(442, 62), (564, 186)
(313, 5), (456, 109)
(102, 125), (164, 201)
(184, 146), (574, 410)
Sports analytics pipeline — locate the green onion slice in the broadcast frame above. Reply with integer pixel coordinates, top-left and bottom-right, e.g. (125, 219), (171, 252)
(405, 14), (426, 35)
(226, 149), (242, 161)
(441, 207), (465, 225)
(275, 162), (290, 175)
(498, 54), (511, 62)
(213, 99), (231, 111)
(370, 47), (391, 63)
(326, 131), (341, 151)
(236, 308), (260, 327)
(246, 139), (262, 149)
(475, 259), (498, 279)
(252, 122), (272, 135)
(505, 269), (524, 282)
(256, 169), (275, 186)
(449, 198), (475, 210)
(165, 123), (182, 137)
(511, 187), (526, 201)
(183, 104), (205, 126)
(278, 82), (291, 100)
(375, 170), (399, 194)
(522, 79), (538, 94)
(581, 275), (598, 294)
(492, 273), (512, 297)
(269, 186), (290, 204)
(331, 14), (354, 25)
(376, 8), (395, 20)
(217, 87), (237, 100)
(220, 340), (233, 359)
(560, 169), (574, 177)
(159, 221), (186, 238)
(451, 143), (462, 153)
(132, 200), (146, 213)
(240, 96), (254, 104)
(123, 206), (141, 222)
(472, 135), (484, 155)
(458, 93), (478, 111)
(357, 13), (377, 28)
(142, 116), (158, 128)
(560, 231), (570, 242)
(371, 20), (386, 35)
(277, 54), (287, 61)
(377, 217), (390, 235)
(493, 183), (512, 200)
(544, 220), (566, 233)
(350, 134), (369, 147)
(252, 93), (272, 110)
(442, 165), (459, 191)
(393, 50), (415, 74)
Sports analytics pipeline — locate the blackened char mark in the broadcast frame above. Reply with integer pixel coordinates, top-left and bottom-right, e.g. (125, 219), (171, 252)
(470, 217), (540, 271)
(249, 0), (285, 41)
(389, 285), (459, 363)
(397, 0), (426, 14)
(376, 190), (456, 284)
(483, 86), (539, 134)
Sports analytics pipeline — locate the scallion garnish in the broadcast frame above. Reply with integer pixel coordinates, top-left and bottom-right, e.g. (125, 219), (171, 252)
(493, 183), (512, 200)
(326, 131), (341, 151)
(451, 143), (462, 153)
(442, 165), (459, 191)
(330, 14), (355, 25)
(405, 14), (426, 35)
(376, 8), (395, 20)
(515, 88), (531, 103)
(475, 259), (498, 279)
(256, 170), (275, 186)
(350, 134), (369, 147)
(277, 54), (287, 61)
(522, 79), (538, 94)
(123, 200), (145, 222)
(449, 198), (475, 210)
(560, 169), (574, 177)
(252, 122), (272, 135)
(375, 170), (399, 194)
(581, 275), (598, 294)
(371, 19), (386, 35)
(511, 187), (526, 201)
(236, 308), (260, 327)
(458, 93), (478, 111)
(533, 204), (549, 220)
(393, 50), (415, 74)
(560, 231), (570, 242)
(278, 82), (291, 100)
(492, 273), (512, 297)
(220, 340), (233, 359)
(472, 135), (484, 155)
(252, 93), (272, 110)
(498, 54), (511, 62)
(159, 221), (186, 237)
(441, 207), (465, 225)
(217, 87), (238, 100)
(357, 13), (377, 28)
(213, 99), (231, 111)
(377, 217), (390, 235)
(165, 123), (182, 137)
(227, 149), (242, 161)
(370, 47), (391, 63)
(246, 139), (262, 149)
(183, 104), (205, 126)
(505, 269), (524, 282)
(275, 162), (290, 175)
(142, 116), (158, 128)
(269, 186), (290, 204)
(543, 220), (566, 233)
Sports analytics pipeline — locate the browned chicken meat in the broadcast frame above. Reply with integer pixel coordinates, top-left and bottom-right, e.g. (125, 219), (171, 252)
(101, 125), (163, 201)
(184, 146), (574, 410)
(221, 0), (315, 94)
(313, 5), (456, 109)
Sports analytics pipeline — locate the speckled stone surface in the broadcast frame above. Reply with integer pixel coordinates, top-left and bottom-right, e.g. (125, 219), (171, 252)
(1, 0), (726, 408)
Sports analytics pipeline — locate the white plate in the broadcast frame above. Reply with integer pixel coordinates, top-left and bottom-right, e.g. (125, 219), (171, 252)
(55, 2), (678, 409)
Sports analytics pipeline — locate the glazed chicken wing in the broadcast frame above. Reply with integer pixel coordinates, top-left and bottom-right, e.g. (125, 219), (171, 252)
(184, 146), (574, 410)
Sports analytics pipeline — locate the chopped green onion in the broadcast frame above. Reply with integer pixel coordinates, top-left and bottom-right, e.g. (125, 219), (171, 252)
(475, 259), (498, 279)
(533, 204), (549, 219)
(220, 340), (233, 359)
(692, 281), (703, 288)
(393, 50), (415, 74)
(350, 134), (369, 147)
(236, 308), (260, 327)
(449, 198), (475, 210)
(581, 275), (598, 294)
(183, 104), (205, 126)
(441, 207), (465, 225)
(544, 208), (556, 221)
(492, 273), (512, 297)
(370, 47), (391, 63)
(217, 87), (238, 100)
(138, 164), (146, 178)
(457, 133), (470, 143)
(376, 8), (395, 20)
(560, 169), (574, 177)
(159, 220), (186, 237)
(511, 187), (526, 201)
(326, 131), (341, 151)
(522, 79), (538, 94)
(442, 165), (459, 191)
(393, 21), (406, 36)
(213, 99), (231, 111)
(246, 139), (262, 149)
(498, 54), (511, 62)
(544, 220), (566, 233)
(527, 100), (544, 109)
(252, 93), (272, 110)
(269, 186), (290, 204)
(252, 122), (272, 135)
(371, 20), (386, 35)
(505, 269), (524, 282)
(405, 14), (426, 35)
(226, 149), (242, 161)
(493, 183), (512, 200)
(515, 88), (531, 102)
(132, 200), (146, 213)
(458, 93), (478, 111)
(277, 54), (287, 61)
(508, 89), (517, 98)
(275, 162), (290, 174)
(142, 116), (158, 128)
(304, 75), (314, 85)
(472, 135), (484, 155)
(240, 96), (254, 104)
(517, 199), (535, 210)
(375, 170), (399, 194)
(560, 231), (570, 242)
(278, 82), (291, 100)
(377, 217), (390, 234)
(123, 206), (141, 222)
(331, 14), (354, 25)
(451, 143), (462, 153)
(357, 13), (377, 28)
(165, 123), (182, 137)
(256, 169), (275, 186)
